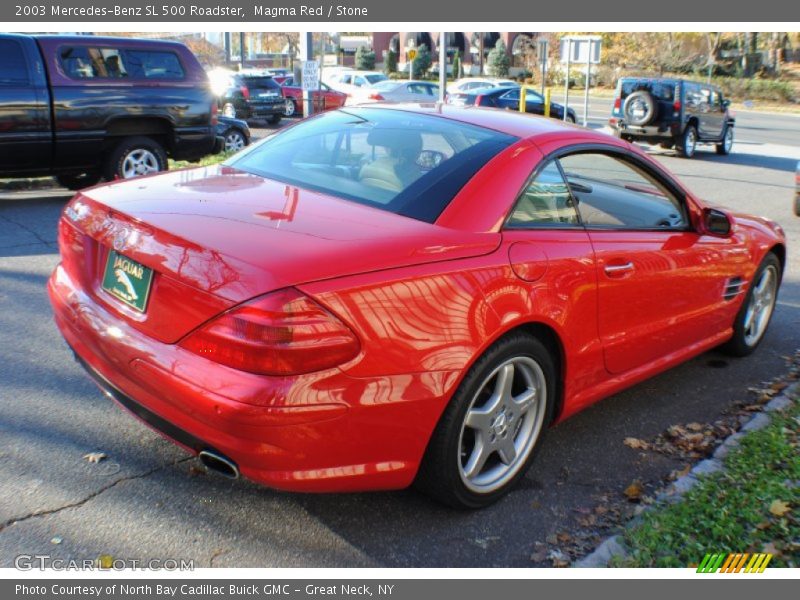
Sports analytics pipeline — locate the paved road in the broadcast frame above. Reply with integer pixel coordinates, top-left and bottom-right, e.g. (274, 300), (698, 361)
(1, 118), (799, 568)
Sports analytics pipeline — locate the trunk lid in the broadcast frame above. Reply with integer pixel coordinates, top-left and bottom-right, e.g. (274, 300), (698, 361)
(61, 165), (500, 343)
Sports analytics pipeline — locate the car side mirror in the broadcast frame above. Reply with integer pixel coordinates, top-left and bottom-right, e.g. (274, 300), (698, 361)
(703, 208), (733, 237)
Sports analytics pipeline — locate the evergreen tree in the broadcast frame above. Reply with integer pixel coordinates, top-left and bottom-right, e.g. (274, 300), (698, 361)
(355, 46), (376, 70)
(487, 39), (511, 77)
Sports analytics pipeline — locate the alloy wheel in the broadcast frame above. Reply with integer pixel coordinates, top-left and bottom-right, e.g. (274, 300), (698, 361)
(457, 356), (547, 493)
(743, 265), (778, 347)
(120, 149), (160, 178)
(224, 131), (246, 152)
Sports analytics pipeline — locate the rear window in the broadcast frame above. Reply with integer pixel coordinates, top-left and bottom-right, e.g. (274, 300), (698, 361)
(620, 80), (676, 102)
(227, 108), (517, 223)
(59, 46), (185, 80)
(241, 76), (280, 91)
(0, 39), (29, 85)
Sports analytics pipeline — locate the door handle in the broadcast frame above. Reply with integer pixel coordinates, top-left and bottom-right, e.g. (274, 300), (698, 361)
(604, 262), (634, 275)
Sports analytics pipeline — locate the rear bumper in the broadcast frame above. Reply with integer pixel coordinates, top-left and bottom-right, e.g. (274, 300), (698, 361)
(609, 118), (682, 139)
(48, 263), (447, 492)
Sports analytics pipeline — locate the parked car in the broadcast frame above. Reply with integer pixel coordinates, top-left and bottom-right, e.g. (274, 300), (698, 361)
(278, 76), (347, 117)
(358, 80), (440, 103)
(325, 70), (389, 102)
(0, 33), (219, 190)
(49, 105), (785, 508)
(795, 161), (800, 217)
(216, 116), (250, 153)
(219, 73), (283, 124)
(449, 85), (577, 122)
(609, 77), (735, 158)
(446, 77), (517, 95)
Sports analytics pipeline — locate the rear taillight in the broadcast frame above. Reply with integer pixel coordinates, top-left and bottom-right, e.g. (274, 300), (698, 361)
(475, 95), (485, 106)
(368, 93), (385, 101)
(211, 102), (218, 126)
(673, 100), (681, 115)
(613, 96), (621, 112)
(240, 85), (250, 100)
(180, 288), (360, 376)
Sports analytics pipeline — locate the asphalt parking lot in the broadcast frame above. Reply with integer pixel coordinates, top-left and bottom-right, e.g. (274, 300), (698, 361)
(1, 107), (799, 568)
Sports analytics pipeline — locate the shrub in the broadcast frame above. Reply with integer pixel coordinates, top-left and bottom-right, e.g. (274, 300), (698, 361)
(452, 50), (462, 79)
(355, 46), (375, 71)
(383, 48), (397, 75)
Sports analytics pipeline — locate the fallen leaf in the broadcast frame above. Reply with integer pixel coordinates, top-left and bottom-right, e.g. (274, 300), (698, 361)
(547, 549), (570, 568)
(623, 437), (650, 450)
(557, 531), (573, 544)
(624, 480), (644, 501)
(96, 555), (114, 569)
(686, 422), (704, 432)
(83, 452), (107, 463)
(769, 500), (791, 517)
(761, 542), (782, 557)
(50, 537), (62, 545)
(755, 521), (772, 530)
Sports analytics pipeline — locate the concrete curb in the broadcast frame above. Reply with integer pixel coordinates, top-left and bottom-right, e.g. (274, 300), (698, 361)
(574, 380), (800, 568)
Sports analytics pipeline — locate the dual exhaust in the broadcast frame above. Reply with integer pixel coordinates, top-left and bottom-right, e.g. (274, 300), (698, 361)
(198, 449), (239, 479)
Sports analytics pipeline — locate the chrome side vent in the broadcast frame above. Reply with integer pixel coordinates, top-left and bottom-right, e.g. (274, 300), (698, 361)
(723, 276), (746, 301)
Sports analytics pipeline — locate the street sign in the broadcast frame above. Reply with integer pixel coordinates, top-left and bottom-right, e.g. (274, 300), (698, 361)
(407, 49), (417, 61)
(301, 60), (319, 92)
(559, 36), (601, 64)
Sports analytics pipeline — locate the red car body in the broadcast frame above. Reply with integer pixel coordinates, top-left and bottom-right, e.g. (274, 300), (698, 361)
(48, 105), (786, 495)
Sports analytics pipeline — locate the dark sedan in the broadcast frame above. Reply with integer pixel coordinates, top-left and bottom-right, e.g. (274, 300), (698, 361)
(216, 116), (251, 153)
(448, 85), (576, 123)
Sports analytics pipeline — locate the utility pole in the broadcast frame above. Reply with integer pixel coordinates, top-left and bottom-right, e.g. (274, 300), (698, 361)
(439, 32), (446, 102)
(239, 32), (245, 70)
(478, 33), (484, 76)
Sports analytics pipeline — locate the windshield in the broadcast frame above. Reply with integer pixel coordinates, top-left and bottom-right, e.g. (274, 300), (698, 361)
(227, 108), (517, 222)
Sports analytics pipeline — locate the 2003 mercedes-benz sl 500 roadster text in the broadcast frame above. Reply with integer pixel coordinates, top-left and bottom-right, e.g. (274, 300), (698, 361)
(48, 104), (785, 508)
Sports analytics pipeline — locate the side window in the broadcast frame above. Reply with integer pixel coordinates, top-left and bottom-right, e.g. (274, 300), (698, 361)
(354, 76), (367, 87)
(0, 39), (29, 85)
(558, 152), (687, 229)
(503, 89), (520, 101)
(506, 161), (581, 228)
(124, 50), (184, 79)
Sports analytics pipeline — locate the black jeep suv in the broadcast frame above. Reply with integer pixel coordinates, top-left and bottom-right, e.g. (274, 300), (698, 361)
(609, 78), (735, 159)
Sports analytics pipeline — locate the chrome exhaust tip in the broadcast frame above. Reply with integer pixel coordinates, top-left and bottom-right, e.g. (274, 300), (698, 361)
(198, 450), (239, 479)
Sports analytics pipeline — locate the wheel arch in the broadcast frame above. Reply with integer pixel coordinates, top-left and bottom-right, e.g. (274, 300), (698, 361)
(769, 243), (786, 279)
(105, 118), (173, 153)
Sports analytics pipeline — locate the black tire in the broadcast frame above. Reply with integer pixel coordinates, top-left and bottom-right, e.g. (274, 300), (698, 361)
(795, 194), (800, 217)
(415, 332), (557, 509)
(268, 114), (282, 125)
(721, 253), (781, 357)
(55, 172), (101, 191)
(284, 98), (297, 117)
(622, 90), (658, 126)
(675, 125), (698, 158)
(565, 114), (576, 124)
(222, 128), (248, 152)
(716, 125), (734, 155)
(221, 103), (237, 119)
(103, 136), (167, 181)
